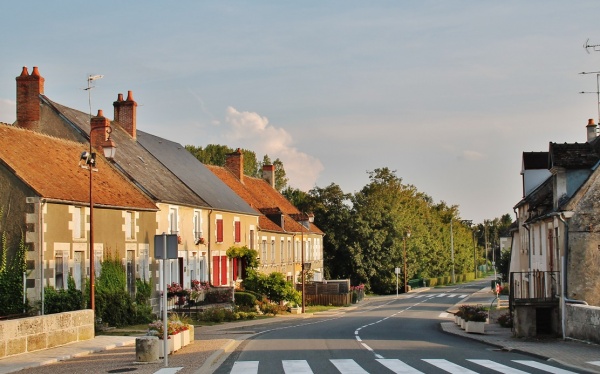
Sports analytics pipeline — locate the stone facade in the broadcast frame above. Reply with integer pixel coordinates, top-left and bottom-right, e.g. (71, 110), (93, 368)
(0, 310), (94, 358)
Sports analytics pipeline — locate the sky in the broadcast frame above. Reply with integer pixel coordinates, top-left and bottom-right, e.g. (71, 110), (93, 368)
(2, 1), (600, 223)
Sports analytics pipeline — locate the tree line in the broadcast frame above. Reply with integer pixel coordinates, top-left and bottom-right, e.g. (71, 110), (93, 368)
(188, 144), (513, 294)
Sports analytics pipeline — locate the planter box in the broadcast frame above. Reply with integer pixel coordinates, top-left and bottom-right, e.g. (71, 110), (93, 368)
(171, 334), (182, 352)
(465, 321), (485, 334)
(158, 338), (174, 358)
(182, 329), (190, 346)
(290, 307), (302, 314)
(460, 319), (466, 330)
(455, 316), (462, 325)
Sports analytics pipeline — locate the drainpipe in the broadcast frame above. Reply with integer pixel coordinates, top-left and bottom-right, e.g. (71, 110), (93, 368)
(207, 209), (213, 286)
(38, 198), (46, 315)
(557, 211), (573, 340)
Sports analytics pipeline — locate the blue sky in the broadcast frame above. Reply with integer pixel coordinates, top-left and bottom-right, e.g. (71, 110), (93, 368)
(2, 1), (600, 223)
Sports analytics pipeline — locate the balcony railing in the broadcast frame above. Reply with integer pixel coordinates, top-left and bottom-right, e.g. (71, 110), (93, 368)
(509, 271), (560, 306)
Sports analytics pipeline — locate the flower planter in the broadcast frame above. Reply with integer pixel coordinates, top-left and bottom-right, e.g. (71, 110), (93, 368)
(460, 319), (466, 330)
(465, 320), (485, 334)
(158, 337), (174, 358)
(171, 333), (182, 352)
(290, 307), (302, 314)
(182, 329), (190, 346)
(455, 315), (461, 325)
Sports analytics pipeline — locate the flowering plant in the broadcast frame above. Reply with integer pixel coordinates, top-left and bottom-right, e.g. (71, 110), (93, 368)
(191, 280), (210, 292)
(458, 305), (487, 322)
(147, 316), (190, 338)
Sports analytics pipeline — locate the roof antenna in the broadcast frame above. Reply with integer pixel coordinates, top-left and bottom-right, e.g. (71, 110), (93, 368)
(579, 71), (600, 126)
(583, 38), (600, 54)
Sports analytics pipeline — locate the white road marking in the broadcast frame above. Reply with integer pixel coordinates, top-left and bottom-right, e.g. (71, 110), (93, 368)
(330, 359), (369, 373)
(513, 360), (578, 373)
(423, 359), (479, 373)
(231, 360), (259, 374)
(282, 360), (314, 374)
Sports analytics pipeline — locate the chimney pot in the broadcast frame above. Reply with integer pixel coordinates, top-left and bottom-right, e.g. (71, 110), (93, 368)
(113, 91), (137, 139)
(587, 118), (598, 142)
(31, 67), (41, 77)
(20, 66), (29, 77)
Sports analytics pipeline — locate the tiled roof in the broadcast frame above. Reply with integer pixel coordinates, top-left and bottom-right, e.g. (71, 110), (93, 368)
(206, 164), (323, 234)
(137, 131), (257, 215)
(522, 152), (548, 170)
(549, 142), (600, 169)
(0, 124), (156, 210)
(43, 98), (209, 207)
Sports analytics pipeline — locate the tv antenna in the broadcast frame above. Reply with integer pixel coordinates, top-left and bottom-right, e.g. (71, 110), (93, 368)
(584, 39), (600, 54)
(579, 71), (600, 124)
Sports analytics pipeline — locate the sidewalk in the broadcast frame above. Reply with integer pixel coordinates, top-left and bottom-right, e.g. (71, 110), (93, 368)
(1, 289), (599, 373)
(442, 287), (600, 374)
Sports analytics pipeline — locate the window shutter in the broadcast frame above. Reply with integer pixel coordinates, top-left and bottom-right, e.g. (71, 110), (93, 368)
(216, 219), (224, 242)
(234, 221), (241, 243)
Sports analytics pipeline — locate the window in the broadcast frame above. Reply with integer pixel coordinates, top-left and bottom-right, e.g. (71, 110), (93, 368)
(280, 239), (284, 263)
(287, 240), (292, 263)
(73, 207), (85, 239)
(216, 218), (224, 242)
(250, 230), (255, 249)
(261, 239), (267, 263)
(234, 220), (241, 243)
(271, 240), (275, 263)
(55, 250), (69, 290)
(194, 211), (202, 239)
(169, 207), (178, 234)
(125, 211), (135, 240)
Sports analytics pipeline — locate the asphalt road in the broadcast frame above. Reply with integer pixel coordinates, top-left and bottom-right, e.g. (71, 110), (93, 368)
(214, 281), (586, 373)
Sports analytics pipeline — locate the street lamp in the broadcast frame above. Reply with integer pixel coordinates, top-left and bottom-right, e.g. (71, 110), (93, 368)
(300, 212), (314, 313)
(403, 229), (411, 293)
(450, 218), (455, 284)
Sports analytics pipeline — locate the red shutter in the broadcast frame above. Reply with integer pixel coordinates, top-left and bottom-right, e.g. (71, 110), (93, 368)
(216, 219), (224, 242)
(212, 256), (220, 285)
(235, 221), (241, 243)
(220, 256), (228, 285)
(233, 258), (238, 281)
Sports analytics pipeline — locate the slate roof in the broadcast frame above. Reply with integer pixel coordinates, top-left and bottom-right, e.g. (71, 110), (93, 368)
(42, 97), (209, 207)
(136, 131), (257, 215)
(0, 124), (156, 210)
(206, 164), (323, 234)
(522, 152), (548, 170)
(548, 142), (600, 170)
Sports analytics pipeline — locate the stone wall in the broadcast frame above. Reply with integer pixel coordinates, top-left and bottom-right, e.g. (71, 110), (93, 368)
(0, 310), (94, 358)
(566, 304), (600, 344)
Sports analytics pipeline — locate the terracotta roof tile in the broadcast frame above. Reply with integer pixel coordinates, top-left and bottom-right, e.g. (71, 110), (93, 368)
(0, 124), (156, 210)
(206, 164), (323, 234)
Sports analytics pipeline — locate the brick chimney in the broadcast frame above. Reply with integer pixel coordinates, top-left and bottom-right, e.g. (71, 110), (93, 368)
(90, 110), (111, 152)
(262, 164), (275, 188)
(113, 91), (137, 139)
(225, 148), (244, 182)
(16, 66), (45, 130)
(586, 118), (598, 142)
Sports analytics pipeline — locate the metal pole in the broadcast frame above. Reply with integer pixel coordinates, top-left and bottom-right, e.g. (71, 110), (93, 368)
(301, 225), (305, 314)
(89, 159), (95, 312)
(162, 233), (168, 367)
(473, 230), (477, 279)
(403, 237), (407, 293)
(451, 218), (455, 284)
(396, 268), (399, 298)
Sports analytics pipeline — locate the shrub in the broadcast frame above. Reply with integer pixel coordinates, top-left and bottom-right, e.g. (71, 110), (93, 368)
(43, 275), (84, 314)
(234, 291), (257, 308)
(497, 312), (513, 328)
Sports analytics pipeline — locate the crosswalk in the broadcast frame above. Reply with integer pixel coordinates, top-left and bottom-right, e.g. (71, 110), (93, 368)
(222, 358), (584, 373)
(407, 293), (468, 299)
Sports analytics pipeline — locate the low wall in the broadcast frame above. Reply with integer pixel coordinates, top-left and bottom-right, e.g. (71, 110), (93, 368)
(566, 304), (600, 344)
(0, 310), (94, 358)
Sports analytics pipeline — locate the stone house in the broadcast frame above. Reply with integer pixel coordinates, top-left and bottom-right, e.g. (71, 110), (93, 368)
(510, 119), (600, 340)
(0, 124), (157, 307)
(7, 66), (259, 308)
(206, 149), (325, 286)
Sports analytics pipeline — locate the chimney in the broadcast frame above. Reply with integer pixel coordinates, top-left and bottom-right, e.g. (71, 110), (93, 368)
(225, 148), (244, 182)
(586, 118), (598, 142)
(262, 164), (275, 188)
(90, 110), (111, 152)
(113, 90), (137, 139)
(16, 66), (45, 130)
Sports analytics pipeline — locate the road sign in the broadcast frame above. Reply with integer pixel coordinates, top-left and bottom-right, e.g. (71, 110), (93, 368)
(154, 234), (178, 259)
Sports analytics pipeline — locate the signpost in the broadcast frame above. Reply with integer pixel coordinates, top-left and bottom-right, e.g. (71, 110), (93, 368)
(153, 233), (178, 367)
(395, 267), (401, 298)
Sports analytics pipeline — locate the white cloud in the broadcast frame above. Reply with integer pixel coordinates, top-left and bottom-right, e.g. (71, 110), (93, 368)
(0, 99), (16, 124)
(224, 106), (324, 190)
(461, 150), (485, 161)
